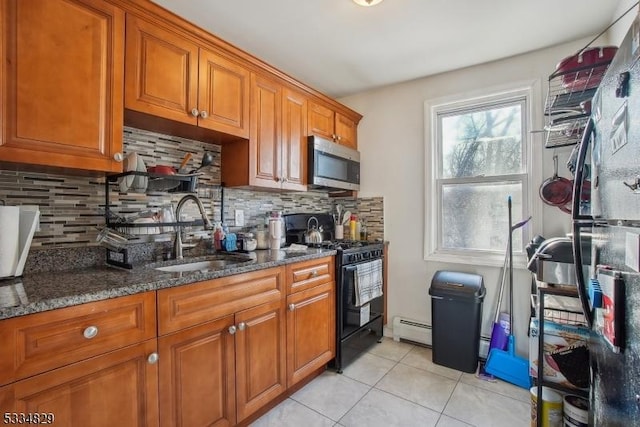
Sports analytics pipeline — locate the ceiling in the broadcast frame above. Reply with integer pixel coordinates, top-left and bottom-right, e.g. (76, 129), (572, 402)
(151, 0), (625, 98)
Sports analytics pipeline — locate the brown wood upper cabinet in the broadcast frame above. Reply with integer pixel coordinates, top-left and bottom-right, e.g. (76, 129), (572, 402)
(308, 101), (357, 149)
(0, 0), (125, 173)
(222, 73), (307, 191)
(125, 15), (250, 139)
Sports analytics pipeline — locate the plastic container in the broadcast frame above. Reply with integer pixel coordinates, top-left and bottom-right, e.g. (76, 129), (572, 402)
(429, 270), (485, 373)
(563, 395), (588, 427)
(530, 386), (563, 427)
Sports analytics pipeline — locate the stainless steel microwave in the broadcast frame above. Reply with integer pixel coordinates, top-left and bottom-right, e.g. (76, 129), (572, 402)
(307, 136), (360, 191)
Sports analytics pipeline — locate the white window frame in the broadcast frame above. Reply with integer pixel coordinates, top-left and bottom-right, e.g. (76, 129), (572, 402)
(424, 81), (543, 268)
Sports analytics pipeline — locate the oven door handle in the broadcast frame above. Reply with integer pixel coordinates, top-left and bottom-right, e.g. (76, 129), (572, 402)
(343, 265), (358, 306)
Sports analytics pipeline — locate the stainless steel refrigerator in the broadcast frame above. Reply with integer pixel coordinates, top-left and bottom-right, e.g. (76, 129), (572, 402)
(572, 12), (640, 426)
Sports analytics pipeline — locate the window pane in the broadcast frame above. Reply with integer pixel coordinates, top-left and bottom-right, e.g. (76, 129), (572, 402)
(441, 182), (524, 252)
(440, 103), (523, 178)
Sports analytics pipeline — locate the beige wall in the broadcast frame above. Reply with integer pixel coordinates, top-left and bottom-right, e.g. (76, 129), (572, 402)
(339, 23), (634, 352)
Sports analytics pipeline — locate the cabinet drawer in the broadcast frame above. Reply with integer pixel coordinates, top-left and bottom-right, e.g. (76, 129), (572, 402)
(286, 257), (334, 295)
(157, 267), (284, 335)
(0, 292), (156, 386)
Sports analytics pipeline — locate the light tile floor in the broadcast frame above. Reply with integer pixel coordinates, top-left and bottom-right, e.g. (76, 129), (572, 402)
(250, 338), (532, 427)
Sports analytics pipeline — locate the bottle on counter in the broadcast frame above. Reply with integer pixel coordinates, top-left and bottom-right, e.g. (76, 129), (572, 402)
(360, 221), (367, 241)
(213, 222), (224, 250)
(349, 214), (357, 240)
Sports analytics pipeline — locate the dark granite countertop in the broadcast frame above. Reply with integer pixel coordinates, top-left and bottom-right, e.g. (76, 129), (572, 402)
(0, 248), (336, 320)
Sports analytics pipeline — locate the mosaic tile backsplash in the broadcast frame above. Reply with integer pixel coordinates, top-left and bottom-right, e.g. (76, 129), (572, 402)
(0, 127), (384, 250)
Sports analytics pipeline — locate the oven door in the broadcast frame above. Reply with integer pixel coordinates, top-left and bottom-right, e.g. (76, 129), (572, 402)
(340, 262), (383, 339)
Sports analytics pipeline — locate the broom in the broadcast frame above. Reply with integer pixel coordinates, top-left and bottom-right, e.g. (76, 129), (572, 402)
(478, 215), (531, 381)
(484, 196), (532, 389)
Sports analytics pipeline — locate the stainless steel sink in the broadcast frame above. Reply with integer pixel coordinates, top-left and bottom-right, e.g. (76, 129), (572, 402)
(152, 254), (254, 273)
(155, 260), (233, 272)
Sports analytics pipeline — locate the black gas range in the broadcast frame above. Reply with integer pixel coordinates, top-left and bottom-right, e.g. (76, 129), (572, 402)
(284, 213), (384, 372)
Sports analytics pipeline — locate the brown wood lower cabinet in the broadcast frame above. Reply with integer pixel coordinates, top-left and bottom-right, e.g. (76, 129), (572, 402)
(0, 339), (159, 426)
(0, 259), (335, 427)
(158, 299), (286, 427)
(158, 315), (236, 427)
(286, 281), (335, 388)
(235, 299), (286, 422)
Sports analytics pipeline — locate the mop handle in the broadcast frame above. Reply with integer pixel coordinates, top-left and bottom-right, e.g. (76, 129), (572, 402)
(508, 196), (514, 332)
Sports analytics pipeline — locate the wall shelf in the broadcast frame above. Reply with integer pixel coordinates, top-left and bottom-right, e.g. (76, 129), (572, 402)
(533, 284), (589, 426)
(543, 58), (613, 149)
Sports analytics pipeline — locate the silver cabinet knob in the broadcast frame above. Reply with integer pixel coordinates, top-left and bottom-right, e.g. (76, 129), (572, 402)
(191, 108), (200, 117)
(238, 322), (246, 331)
(113, 152), (123, 162)
(336, 135), (342, 141)
(288, 303), (295, 311)
(228, 325), (237, 335)
(199, 110), (208, 119)
(282, 177), (288, 183)
(332, 134), (337, 141)
(83, 326), (98, 339)
(310, 269), (318, 277)
(147, 352), (159, 364)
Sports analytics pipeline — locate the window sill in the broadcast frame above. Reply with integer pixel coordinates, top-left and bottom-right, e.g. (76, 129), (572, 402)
(425, 251), (530, 270)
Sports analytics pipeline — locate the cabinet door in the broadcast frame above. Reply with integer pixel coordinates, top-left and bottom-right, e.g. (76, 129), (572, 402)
(4, 340), (159, 427)
(235, 299), (286, 422)
(249, 73), (282, 189)
(335, 112), (357, 149)
(125, 15), (199, 125)
(1, 0), (124, 173)
(281, 88), (308, 191)
(158, 316), (236, 427)
(286, 281), (335, 388)
(308, 101), (335, 141)
(198, 49), (250, 138)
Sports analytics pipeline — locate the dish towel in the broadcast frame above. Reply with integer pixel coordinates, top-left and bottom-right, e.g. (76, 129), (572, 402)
(354, 259), (383, 306)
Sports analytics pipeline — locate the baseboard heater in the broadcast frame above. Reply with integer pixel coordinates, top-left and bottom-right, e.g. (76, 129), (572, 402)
(392, 316), (490, 359)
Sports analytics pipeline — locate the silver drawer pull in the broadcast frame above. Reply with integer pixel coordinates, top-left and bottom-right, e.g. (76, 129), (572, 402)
(310, 270), (318, 277)
(147, 352), (159, 364)
(228, 325), (237, 335)
(83, 326), (98, 339)
(289, 303), (295, 311)
(238, 322), (246, 331)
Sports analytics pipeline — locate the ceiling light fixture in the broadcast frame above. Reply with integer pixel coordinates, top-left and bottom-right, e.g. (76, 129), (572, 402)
(353, 0), (383, 6)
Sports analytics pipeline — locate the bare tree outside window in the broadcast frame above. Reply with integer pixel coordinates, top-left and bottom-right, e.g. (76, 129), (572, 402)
(438, 101), (526, 253)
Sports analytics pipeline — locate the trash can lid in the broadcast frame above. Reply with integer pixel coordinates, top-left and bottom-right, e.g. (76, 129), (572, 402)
(429, 270), (485, 301)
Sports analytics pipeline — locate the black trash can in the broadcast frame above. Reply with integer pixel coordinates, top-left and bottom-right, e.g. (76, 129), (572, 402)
(429, 270), (485, 373)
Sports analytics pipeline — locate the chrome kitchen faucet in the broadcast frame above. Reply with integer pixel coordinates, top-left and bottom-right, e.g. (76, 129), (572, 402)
(174, 194), (214, 259)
